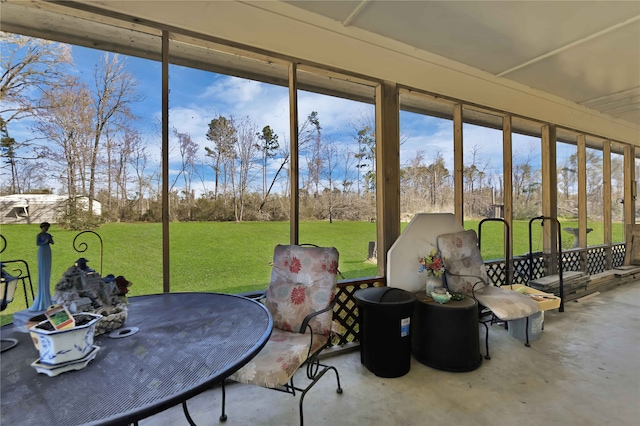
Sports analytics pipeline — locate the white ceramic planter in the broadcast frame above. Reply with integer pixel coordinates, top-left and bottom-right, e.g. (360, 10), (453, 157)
(30, 313), (102, 365)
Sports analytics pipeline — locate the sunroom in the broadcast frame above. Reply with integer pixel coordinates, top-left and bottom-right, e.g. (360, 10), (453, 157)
(1, 1), (639, 425)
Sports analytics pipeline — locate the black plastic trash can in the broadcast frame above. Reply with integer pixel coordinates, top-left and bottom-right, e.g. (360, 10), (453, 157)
(354, 287), (416, 378)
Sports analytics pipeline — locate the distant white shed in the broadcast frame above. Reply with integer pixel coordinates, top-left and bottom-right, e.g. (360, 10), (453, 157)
(0, 194), (102, 225)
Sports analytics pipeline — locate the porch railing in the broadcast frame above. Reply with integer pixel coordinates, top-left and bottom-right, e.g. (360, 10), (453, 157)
(485, 242), (626, 285)
(329, 243), (626, 348)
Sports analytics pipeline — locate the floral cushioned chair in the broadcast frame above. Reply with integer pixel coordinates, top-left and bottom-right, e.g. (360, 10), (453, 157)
(220, 244), (343, 426)
(437, 229), (540, 359)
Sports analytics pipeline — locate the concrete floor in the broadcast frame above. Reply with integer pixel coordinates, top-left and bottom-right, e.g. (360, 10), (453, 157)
(141, 281), (640, 426)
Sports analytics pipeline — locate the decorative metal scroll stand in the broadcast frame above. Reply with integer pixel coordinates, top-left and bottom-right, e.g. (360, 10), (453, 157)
(72, 230), (139, 339)
(1, 234), (35, 352)
(0, 234), (35, 310)
(73, 230), (103, 275)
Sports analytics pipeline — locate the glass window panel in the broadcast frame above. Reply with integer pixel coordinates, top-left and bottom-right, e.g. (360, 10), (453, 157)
(611, 147), (625, 243)
(462, 123), (503, 235)
(295, 89), (377, 278)
(0, 33), (163, 325)
(586, 146), (604, 247)
(557, 139), (577, 251)
(461, 111), (505, 261)
(512, 132), (543, 257)
(398, 92), (455, 218)
(168, 39), (290, 293)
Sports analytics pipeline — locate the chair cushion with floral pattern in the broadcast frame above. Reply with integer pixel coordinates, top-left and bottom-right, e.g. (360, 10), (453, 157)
(473, 285), (539, 320)
(437, 230), (539, 321)
(437, 229), (489, 294)
(264, 245), (339, 335)
(230, 245), (339, 388)
(229, 328), (330, 388)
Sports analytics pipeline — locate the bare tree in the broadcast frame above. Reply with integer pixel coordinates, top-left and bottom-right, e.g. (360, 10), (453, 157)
(512, 147), (541, 219)
(400, 151), (425, 212)
(256, 125), (279, 197)
(0, 33), (72, 123)
(259, 142), (289, 212)
(114, 130), (142, 205)
(341, 148), (356, 199)
(0, 117), (21, 193)
(400, 150), (452, 213)
(305, 131), (323, 197)
(32, 76), (93, 199)
(297, 111), (319, 193)
(233, 116), (260, 221)
(350, 110), (376, 194)
(463, 145), (490, 212)
(87, 53), (141, 213)
(320, 138), (340, 223)
(0, 33), (72, 192)
(15, 159), (47, 193)
(127, 132), (151, 215)
(205, 115), (237, 199)
(427, 153), (450, 208)
(558, 158), (576, 201)
(170, 128), (199, 199)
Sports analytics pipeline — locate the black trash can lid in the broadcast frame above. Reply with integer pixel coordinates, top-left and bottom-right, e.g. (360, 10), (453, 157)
(354, 287), (416, 305)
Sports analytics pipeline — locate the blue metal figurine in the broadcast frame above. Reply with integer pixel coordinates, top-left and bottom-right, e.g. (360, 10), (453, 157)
(30, 222), (54, 312)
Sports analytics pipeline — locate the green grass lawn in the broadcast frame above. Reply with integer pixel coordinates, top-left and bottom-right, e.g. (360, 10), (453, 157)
(1, 219), (623, 325)
(1, 221), (377, 325)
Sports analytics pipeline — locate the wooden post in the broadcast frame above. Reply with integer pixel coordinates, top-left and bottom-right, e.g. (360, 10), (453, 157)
(376, 81), (400, 278)
(577, 134), (587, 271)
(503, 115), (514, 264)
(162, 30), (170, 293)
(603, 140), (612, 269)
(289, 63), (299, 245)
(541, 124), (558, 274)
(624, 145), (636, 227)
(453, 104), (464, 225)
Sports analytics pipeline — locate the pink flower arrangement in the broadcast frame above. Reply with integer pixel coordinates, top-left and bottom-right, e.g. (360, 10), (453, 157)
(419, 249), (444, 277)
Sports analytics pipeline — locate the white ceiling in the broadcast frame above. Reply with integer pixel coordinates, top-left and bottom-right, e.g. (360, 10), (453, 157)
(284, 0), (640, 126)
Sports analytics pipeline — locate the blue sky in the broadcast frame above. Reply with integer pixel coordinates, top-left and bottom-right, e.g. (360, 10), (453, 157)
(4, 41), (560, 197)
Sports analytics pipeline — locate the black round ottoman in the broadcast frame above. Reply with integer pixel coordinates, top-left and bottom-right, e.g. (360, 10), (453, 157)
(412, 292), (482, 372)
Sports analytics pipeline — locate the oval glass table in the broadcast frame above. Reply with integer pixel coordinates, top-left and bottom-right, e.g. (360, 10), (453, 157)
(0, 292), (273, 426)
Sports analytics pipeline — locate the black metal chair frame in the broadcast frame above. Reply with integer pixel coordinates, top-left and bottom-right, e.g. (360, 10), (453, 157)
(478, 218), (529, 358)
(441, 268), (529, 360)
(0, 234), (35, 311)
(215, 244), (343, 426)
(528, 216), (565, 312)
(218, 301), (343, 426)
(1, 235), (29, 353)
(439, 221), (534, 360)
(0, 280), (19, 352)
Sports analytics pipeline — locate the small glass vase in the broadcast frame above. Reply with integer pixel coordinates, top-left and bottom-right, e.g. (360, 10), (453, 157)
(425, 274), (441, 295)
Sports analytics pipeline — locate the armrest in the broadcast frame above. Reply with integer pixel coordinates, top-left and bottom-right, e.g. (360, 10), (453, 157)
(444, 271), (488, 298)
(297, 299), (336, 334)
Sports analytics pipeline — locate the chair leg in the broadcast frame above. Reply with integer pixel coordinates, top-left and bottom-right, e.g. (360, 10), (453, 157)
(219, 379), (227, 422)
(182, 401), (197, 426)
(219, 359), (342, 426)
(298, 363), (342, 426)
(480, 321), (491, 360)
(524, 317), (531, 347)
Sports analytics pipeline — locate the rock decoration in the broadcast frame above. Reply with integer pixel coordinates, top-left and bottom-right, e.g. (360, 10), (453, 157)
(52, 258), (132, 335)
(93, 304), (128, 336)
